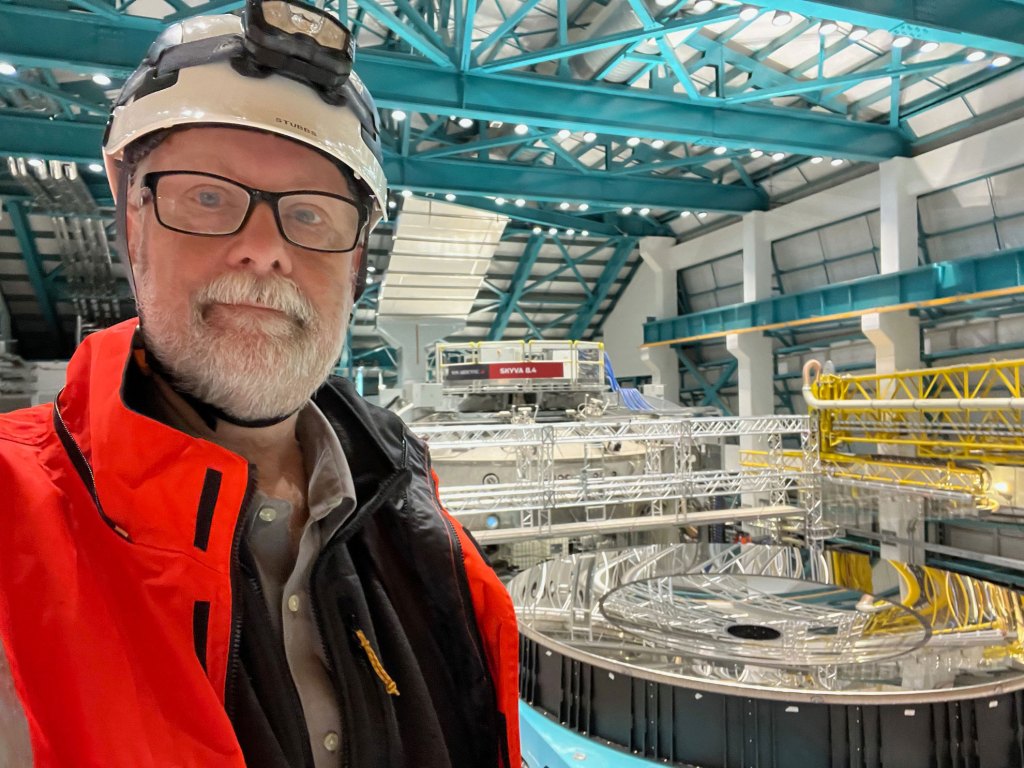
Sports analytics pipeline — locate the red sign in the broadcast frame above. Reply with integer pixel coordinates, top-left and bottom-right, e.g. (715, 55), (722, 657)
(487, 362), (565, 379)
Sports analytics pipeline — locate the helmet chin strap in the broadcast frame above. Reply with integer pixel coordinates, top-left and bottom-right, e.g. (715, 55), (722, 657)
(119, 169), (300, 432)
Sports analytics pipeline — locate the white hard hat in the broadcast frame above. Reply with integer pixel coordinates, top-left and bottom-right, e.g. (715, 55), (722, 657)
(103, 8), (388, 227)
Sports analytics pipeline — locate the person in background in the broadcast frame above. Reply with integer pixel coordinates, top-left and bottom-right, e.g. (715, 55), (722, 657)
(0, 3), (520, 765)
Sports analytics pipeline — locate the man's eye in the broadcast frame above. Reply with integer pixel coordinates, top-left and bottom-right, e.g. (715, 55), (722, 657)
(195, 189), (223, 207)
(290, 207), (324, 225)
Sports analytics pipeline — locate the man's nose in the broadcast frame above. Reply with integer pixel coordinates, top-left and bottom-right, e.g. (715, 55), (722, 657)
(223, 201), (294, 275)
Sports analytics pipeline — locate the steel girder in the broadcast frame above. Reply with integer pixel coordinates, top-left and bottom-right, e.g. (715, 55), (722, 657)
(5, 200), (66, 350)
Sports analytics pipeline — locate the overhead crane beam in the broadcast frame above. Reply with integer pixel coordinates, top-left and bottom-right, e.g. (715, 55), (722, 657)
(0, 6), (909, 162)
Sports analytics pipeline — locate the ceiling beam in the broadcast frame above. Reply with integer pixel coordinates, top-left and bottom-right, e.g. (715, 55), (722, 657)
(0, 6), (910, 162)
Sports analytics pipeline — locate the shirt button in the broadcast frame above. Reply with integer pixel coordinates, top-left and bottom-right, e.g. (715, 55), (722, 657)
(323, 732), (340, 752)
(287, 594), (300, 613)
(258, 506), (277, 522)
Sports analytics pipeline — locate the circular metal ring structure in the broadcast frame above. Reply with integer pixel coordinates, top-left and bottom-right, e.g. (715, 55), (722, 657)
(511, 544), (1024, 768)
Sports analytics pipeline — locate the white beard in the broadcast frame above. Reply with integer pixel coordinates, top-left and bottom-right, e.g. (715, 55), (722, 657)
(135, 269), (345, 422)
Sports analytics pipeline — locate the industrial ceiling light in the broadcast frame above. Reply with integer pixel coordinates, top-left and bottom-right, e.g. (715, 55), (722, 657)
(830, 158), (844, 166)
(365, 276), (373, 284)
(993, 55), (1012, 67)
(639, 207), (651, 216)
(891, 35), (913, 49)
(713, 145), (728, 155)
(27, 158), (44, 169)
(738, 5), (758, 21)
(559, 201), (570, 210)
(387, 200), (397, 209)
(457, 117), (474, 128)
(771, 151), (786, 161)
(919, 41), (939, 53)
(651, 139), (666, 149)
(445, 193), (457, 201)
(566, 228), (576, 236)
(0, 62), (15, 76)
(966, 49), (987, 62)
(92, 73), (112, 86)
(87, 163), (104, 173)
(400, 188), (413, 197)
(750, 149), (764, 158)
(532, 226), (542, 234)
(621, 206), (633, 214)
(367, 265), (376, 273)
(655, 0), (673, 6)
(392, 109), (407, 121)
(583, 131), (598, 142)
(581, 230), (589, 237)
(548, 227), (558, 235)
(771, 10), (792, 27)
(514, 123), (530, 135)
(627, 137), (641, 147)
(693, 0), (715, 13)
(515, 198), (526, 206)
(495, 197), (506, 205)
(810, 156), (824, 164)
(818, 20), (838, 35)
(556, 128), (572, 139)
(697, 211), (708, 218)
(848, 26), (868, 41)
(679, 210), (691, 218)
(578, 202), (589, 211)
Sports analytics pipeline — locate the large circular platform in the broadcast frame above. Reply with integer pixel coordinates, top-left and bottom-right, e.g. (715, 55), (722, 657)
(510, 544), (1024, 768)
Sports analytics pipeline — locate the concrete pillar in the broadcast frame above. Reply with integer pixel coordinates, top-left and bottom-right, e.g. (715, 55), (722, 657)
(742, 210), (771, 303)
(638, 236), (682, 404)
(727, 332), (774, 506)
(879, 156), (919, 274)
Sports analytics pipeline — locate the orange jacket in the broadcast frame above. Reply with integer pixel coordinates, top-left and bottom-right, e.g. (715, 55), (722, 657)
(0, 319), (519, 767)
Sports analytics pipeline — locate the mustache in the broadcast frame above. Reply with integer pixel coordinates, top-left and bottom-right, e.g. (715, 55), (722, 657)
(194, 272), (315, 327)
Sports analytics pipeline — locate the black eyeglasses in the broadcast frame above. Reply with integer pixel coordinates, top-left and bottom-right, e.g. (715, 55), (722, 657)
(140, 171), (367, 253)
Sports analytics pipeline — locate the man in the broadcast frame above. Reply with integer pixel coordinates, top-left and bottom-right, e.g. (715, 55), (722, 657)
(0, 3), (520, 766)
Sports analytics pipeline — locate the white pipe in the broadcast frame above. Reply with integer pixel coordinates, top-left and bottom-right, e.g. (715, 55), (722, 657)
(801, 359), (1024, 411)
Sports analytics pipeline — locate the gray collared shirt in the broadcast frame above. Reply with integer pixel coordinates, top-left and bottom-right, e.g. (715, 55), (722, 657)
(247, 402), (357, 768)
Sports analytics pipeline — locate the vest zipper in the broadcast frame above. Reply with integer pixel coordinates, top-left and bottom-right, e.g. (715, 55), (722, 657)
(52, 394), (131, 540)
(224, 470), (256, 719)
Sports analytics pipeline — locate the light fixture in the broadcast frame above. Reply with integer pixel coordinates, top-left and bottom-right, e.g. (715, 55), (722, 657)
(92, 73), (112, 86)
(556, 128), (572, 140)
(559, 201), (570, 210)
(621, 206), (633, 214)
(639, 207), (651, 216)
(818, 20), (837, 35)
(578, 202), (589, 211)
(367, 265), (377, 273)
(457, 117), (474, 128)
(679, 210), (691, 218)
(514, 123), (529, 135)
(28, 158), (45, 169)
(495, 197), (506, 205)
(651, 139), (666, 149)
(919, 41), (939, 53)
(830, 158), (844, 166)
(891, 35), (913, 49)
(387, 200), (397, 209)
(750, 149), (764, 158)
(739, 5), (758, 21)
(445, 193), (457, 201)
(966, 49), (987, 62)
(693, 0), (715, 13)
(515, 198), (526, 207)
(713, 145), (728, 155)
(655, 0), (673, 7)
(581, 230), (589, 237)
(366, 276), (373, 284)
(401, 188), (413, 198)
(0, 62), (16, 76)
(771, 151), (786, 161)
(849, 26), (868, 41)
(993, 55), (1012, 67)
(87, 162), (104, 173)
(392, 109), (407, 121)
(548, 227), (558, 235)
(771, 10), (792, 27)
(583, 131), (597, 142)
(627, 137), (641, 147)
(566, 228), (575, 236)
(810, 156), (824, 164)
(532, 226), (543, 234)
(697, 211), (708, 218)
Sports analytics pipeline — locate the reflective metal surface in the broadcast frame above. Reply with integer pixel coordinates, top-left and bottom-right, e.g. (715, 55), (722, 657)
(510, 543), (1024, 702)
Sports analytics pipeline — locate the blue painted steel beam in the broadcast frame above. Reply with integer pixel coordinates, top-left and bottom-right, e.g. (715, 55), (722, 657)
(643, 246), (1024, 345)
(568, 237), (635, 339)
(488, 233), (544, 340)
(767, 0), (1024, 58)
(6, 200), (66, 350)
(0, 7), (910, 162)
(676, 349), (734, 413)
(352, 0), (455, 67)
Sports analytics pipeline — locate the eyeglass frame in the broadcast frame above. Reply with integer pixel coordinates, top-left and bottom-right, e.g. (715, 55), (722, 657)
(139, 170), (370, 254)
